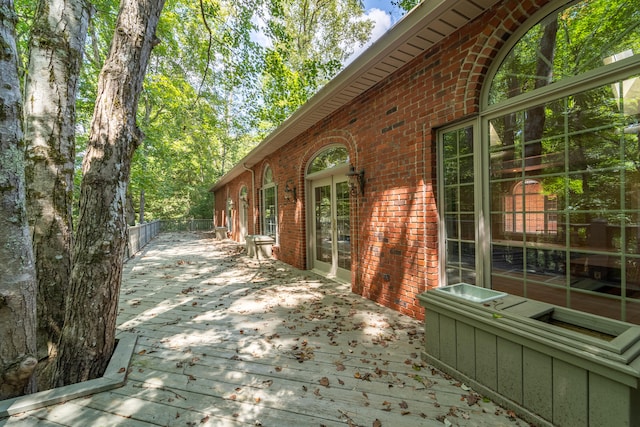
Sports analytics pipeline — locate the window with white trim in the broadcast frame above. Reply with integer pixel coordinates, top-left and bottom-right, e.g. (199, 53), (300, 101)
(262, 165), (277, 238)
(440, 0), (640, 323)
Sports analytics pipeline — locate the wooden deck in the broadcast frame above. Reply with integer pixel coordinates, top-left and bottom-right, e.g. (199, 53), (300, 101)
(1, 232), (528, 426)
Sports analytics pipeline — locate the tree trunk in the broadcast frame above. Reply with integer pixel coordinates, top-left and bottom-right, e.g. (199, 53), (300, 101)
(23, 0), (91, 386)
(0, 0), (38, 399)
(524, 18), (558, 170)
(54, 0), (165, 386)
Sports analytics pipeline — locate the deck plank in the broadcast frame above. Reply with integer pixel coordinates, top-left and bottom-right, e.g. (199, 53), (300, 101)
(1, 232), (528, 426)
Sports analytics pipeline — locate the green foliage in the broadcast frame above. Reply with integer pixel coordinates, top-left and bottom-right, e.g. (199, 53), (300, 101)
(257, 0), (373, 131)
(391, 0), (421, 12)
(125, 0), (379, 219)
(18, 0), (390, 220)
(489, 0), (640, 228)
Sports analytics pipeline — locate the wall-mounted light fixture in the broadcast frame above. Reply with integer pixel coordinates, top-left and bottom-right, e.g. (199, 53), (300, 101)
(346, 164), (365, 196)
(284, 180), (297, 202)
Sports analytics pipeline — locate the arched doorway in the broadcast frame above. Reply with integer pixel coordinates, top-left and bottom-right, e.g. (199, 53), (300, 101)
(307, 146), (351, 282)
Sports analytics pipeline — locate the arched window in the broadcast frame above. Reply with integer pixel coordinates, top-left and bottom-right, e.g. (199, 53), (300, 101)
(503, 180), (557, 236)
(226, 197), (233, 232)
(239, 186), (249, 241)
(488, 0), (640, 105)
(308, 146), (349, 175)
(262, 165), (277, 238)
(489, 0), (640, 321)
(440, 0), (640, 323)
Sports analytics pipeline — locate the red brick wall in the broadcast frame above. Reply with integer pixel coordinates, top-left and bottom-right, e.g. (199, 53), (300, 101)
(214, 0), (553, 319)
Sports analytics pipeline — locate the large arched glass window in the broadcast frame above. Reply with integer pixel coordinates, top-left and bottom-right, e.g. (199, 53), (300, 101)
(488, 0), (640, 105)
(488, 0), (640, 322)
(262, 165), (277, 238)
(441, 0), (640, 323)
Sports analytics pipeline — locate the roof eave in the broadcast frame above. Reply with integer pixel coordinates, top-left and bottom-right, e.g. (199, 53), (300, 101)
(211, 0), (499, 192)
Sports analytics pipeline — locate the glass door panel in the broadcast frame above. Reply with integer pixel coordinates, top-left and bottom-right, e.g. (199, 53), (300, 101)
(314, 183), (332, 266)
(312, 177), (351, 281)
(336, 181), (351, 272)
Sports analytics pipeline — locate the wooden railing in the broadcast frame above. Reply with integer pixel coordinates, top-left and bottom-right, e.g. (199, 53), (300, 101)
(125, 219), (214, 260)
(159, 219), (213, 232)
(125, 220), (161, 259)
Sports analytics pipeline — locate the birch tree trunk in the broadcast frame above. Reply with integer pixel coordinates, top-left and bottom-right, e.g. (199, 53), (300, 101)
(0, 0), (38, 399)
(23, 0), (91, 382)
(54, 0), (165, 386)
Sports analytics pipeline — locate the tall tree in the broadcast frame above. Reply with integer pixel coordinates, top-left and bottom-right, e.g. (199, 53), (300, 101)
(54, 0), (166, 386)
(259, 0), (373, 126)
(23, 0), (92, 386)
(0, 0), (38, 399)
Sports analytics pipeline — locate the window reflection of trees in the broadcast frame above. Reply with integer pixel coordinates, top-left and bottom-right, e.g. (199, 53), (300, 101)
(486, 0), (640, 320)
(262, 166), (277, 237)
(308, 146), (349, 174)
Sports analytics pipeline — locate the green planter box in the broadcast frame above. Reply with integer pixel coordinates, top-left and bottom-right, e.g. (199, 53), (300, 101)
(215, 227), (227, 240)
(418, 284), (640, 427)
(244, 235), (275, 259)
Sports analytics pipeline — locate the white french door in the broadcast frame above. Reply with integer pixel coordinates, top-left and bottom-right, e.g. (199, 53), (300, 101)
(311, 176), (351, 282)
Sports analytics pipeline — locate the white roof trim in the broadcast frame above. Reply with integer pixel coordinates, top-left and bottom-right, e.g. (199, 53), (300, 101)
(212, 0), (499, 191)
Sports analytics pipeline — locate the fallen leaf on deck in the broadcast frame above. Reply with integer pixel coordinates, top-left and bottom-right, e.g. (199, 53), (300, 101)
(463, 393), (480, 406)
(319, 377), (330, 387)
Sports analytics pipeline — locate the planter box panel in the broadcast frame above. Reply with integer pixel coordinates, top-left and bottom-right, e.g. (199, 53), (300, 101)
(456, 322), (476, 377)
(215, 227), (227, 240)
(425, 309), (440, 359)
(439, 315), (457, 368)
(435, 283), (507, 302)
(418, 289), (640, 426)
(497, 337), (523, 404)
(475, 329), (497, 389)
(589, 372), (638, 427)
(553, 359), (588, 427)
(523, 347), (552, 421)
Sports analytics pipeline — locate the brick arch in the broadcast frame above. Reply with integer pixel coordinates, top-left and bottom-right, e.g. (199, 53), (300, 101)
(300, 129), (358, 180)
(455, 0), (552, 116)
(256, 161), (274, 185)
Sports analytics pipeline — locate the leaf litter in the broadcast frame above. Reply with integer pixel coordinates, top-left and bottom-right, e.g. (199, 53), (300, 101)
(117, 232), (531, 427)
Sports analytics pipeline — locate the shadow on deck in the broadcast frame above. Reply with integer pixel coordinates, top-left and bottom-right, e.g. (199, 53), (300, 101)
(1, 232), (527, 427)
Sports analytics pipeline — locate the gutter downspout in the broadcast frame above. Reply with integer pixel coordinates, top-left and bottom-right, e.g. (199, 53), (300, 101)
(243, 163), (256, 233)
